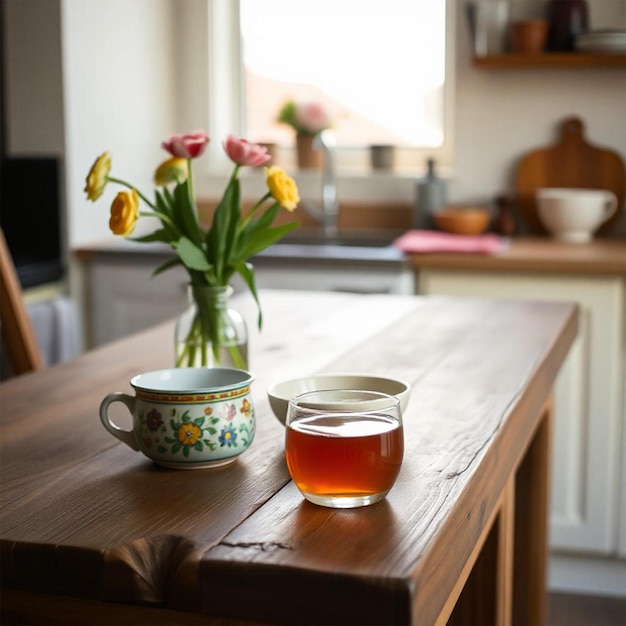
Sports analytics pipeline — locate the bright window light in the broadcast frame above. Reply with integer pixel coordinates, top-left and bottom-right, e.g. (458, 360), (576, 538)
(239, 0), (446, 149)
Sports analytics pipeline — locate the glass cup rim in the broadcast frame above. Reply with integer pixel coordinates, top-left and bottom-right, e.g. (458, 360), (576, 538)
(287, 389), (400, 417)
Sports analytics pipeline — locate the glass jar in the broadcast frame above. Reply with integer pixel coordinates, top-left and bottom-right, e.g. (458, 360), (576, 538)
(175, 285), (248, 370)
(546, 0), (589, 51)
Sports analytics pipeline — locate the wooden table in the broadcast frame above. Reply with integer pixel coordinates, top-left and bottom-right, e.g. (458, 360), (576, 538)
(0, 291), (578, 625)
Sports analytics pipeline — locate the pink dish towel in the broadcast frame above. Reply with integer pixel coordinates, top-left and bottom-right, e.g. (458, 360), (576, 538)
(393, 230), (509, 254)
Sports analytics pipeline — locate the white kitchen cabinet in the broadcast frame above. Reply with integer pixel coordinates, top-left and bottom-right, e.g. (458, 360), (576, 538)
(85, 256), (190, 347)
(81, 250), (414, 348)
(418, 269), (626, 594)
(251, 263), (414, 295)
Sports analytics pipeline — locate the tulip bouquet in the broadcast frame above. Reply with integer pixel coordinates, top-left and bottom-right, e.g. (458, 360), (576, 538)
(85, 130), (300, 368)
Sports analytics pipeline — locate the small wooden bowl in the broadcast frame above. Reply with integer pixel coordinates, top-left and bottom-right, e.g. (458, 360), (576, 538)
(433, 208), (491, 235)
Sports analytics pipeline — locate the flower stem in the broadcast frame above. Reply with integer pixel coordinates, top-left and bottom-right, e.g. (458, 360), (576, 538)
(177, 285), (247, 369)
(227, 345), (247, 369)
(238, 192), (271, 231)
(107, 176), (155, 209)
(186, 158), (194, 211)
(139, 210), (181, 235)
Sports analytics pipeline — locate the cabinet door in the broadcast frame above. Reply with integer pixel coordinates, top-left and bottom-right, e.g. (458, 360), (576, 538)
(420, 270), (625, 555)
(252, 265), (415, 295)
(87, 260), (189, 347)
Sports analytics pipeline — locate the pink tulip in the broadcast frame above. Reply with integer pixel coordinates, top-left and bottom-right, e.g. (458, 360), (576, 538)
(161, 130), (210, 159)
(223, 135), (271, 167)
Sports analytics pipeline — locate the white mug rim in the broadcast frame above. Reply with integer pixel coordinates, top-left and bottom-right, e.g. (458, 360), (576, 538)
(536, 187), (615, 199)
(130, 367), (254, 394)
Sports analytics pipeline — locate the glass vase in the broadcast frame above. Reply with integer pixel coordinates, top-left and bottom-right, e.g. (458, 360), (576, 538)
(175, 285), (248, 370)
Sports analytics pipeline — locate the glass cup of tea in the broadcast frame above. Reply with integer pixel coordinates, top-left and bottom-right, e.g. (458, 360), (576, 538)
(285, 389), (404, 508)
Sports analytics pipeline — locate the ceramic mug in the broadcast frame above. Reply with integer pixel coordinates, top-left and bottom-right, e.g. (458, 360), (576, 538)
(536, 188), (618, 243)
(100, 367), (255, 469)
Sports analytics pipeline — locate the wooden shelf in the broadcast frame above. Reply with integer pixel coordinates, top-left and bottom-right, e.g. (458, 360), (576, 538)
(473, 52), (626, 69)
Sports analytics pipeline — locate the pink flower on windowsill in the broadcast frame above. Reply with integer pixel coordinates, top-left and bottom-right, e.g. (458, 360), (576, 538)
(277, 100), (331, 136)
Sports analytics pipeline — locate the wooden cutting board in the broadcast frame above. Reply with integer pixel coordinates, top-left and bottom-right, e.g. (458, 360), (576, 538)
(516, 117), (625, 235)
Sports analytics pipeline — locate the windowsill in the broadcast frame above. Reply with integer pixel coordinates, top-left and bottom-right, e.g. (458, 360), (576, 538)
(195, 164), (455, 205)
(198, 171), (397, 205)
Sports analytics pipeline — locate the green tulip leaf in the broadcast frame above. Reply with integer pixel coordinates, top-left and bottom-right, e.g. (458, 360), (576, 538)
(175, 237), (212, 271)
(173, 180), (202, 246)
(131, 227), (172, 244)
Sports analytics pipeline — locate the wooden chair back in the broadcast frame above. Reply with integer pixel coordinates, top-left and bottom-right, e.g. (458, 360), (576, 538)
(0, 228), (44, 375)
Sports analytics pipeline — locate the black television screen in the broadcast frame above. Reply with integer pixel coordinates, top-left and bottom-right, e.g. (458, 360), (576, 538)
(0, 156), (64, 288)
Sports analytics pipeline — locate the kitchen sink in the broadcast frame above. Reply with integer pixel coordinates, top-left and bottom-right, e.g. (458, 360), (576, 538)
(255, 228), (408, 267)
(248, 228), (414, 294)
(279, 229), (402, 248)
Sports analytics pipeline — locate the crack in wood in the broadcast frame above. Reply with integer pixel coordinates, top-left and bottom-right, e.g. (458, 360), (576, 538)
(219, 540), (293, 552)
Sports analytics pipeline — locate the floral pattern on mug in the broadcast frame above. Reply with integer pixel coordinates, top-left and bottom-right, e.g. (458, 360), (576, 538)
(241, 399), (252, 417)
(138, 398), (256, 460)
(238, 422), (254, 447)
(220, 403), (237, 422)
(161, 411), (220, 457)
(146, 409), (163, 432)
(219, 425), (238, 448)
(177, 422), (203, 446)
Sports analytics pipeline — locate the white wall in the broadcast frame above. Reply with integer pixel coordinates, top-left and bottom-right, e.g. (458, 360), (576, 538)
(3, 0), (626, 249)
(3, 0), (65, 155)
(452, 0), (626, 216)
(60, 0), (179, 248)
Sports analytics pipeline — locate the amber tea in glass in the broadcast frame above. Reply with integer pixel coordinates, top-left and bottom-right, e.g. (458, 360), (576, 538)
(285, 390), (404, 508)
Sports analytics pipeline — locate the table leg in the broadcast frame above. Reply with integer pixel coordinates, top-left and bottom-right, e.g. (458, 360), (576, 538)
(513, 396), (553, 626)
(496, 478), (515, 626)
(446, 477), (515, 626)
(444, 395), (552, 626)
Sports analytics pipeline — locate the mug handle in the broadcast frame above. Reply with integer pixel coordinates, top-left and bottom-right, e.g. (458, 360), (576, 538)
(604, 192), (618, 220)
(99, 392), (141, 451)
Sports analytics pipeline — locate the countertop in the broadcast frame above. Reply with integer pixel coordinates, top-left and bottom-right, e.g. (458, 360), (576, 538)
(74, 234), (626, 276)
(405, 237), (626, 277)
(75, 234), (408, 269)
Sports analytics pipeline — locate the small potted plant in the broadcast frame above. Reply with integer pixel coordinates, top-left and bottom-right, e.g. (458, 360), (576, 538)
(277, 100), (331, 169)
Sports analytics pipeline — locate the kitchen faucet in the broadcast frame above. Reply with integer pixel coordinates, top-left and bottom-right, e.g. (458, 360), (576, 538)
(299, 130), (339, 238)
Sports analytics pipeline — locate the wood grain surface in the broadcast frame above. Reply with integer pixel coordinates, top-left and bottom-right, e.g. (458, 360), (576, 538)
(0, 291), (578, 625)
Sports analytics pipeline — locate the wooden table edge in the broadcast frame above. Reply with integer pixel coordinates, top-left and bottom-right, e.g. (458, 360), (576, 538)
(409, 304), (577, 625)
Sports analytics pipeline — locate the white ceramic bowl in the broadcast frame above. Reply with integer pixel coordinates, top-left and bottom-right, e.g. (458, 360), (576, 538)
(267, 373), (411, 425)
(536, 188), (618, 242)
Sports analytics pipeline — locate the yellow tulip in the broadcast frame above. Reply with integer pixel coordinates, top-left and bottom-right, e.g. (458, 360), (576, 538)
(109, 189), (139, 236)
(154, 157), (188, 186)
(84, 152), (112, 201)
(264, 166), (300, 212)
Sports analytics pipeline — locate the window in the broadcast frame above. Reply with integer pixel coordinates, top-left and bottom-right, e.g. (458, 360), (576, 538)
(206, 0), (455, 176)
(238, 0), (449, 169)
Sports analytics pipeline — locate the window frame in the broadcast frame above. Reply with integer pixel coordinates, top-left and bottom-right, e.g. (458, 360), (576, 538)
(196, 0), (455, 195)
